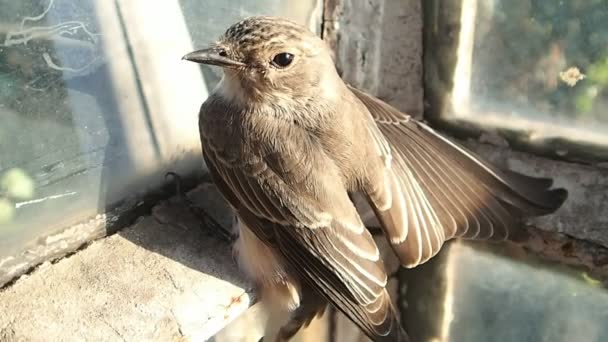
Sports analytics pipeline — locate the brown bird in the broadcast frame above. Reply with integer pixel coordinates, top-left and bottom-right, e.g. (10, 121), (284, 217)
(182, 16), (567, 342)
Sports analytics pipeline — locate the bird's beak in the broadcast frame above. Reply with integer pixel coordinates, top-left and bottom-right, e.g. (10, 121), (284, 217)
(182, 47), (245, 68)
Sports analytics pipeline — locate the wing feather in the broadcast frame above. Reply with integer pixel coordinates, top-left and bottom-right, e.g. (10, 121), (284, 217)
(349, 86), (567, 268)
(201, 133), (408, 341)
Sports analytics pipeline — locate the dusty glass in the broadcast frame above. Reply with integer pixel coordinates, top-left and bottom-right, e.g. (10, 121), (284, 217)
(424, 0), (608, 161)
(450, 244), (608, 342)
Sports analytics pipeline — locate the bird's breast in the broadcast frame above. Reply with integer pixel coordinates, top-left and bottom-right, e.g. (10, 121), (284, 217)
(200, 101), (286, 163)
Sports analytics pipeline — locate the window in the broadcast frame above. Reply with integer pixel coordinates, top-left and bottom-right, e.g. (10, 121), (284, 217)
(0, 0), (321, 286)
(402, 241), (608, 342)
(424, 0), (608, 162)
(412, 1), (608, 341)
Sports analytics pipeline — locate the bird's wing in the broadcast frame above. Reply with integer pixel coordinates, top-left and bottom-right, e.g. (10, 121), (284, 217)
(201, 133), (408, 342)
(348, 86), (567, 268)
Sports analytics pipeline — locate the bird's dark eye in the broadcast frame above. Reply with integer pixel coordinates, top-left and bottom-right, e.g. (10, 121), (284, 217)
(272, 52), (294, 68)
(218, 49), (228, 57)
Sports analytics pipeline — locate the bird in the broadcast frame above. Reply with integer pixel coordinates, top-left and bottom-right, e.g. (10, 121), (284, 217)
(182, 16), (567, 342)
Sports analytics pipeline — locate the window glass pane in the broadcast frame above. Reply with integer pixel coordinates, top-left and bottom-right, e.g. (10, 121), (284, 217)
(424, 1), (608, 159)
(442, 242), (608, 342)
(0, 0), (320, 271)
(1, 0), (112, 260)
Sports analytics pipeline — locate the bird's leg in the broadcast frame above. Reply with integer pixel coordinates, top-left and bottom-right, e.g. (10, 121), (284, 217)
(165, 172), (236, 243)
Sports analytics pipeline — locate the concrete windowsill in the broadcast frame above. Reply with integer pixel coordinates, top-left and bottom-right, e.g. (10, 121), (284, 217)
(0, 184), (254, 341)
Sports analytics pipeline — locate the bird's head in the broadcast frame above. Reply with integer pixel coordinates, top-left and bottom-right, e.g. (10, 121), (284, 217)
(183, 16), (340, 105)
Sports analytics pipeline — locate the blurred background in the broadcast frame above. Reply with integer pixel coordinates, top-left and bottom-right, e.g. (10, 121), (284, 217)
(1, 0), (607, 341)
(424, 0), (608, 162)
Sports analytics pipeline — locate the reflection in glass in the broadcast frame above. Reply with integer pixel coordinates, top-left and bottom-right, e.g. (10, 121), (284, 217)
(0, 0), (111, 258)
(403, 241), (608, 342)
(424, 0), (608, 159)
(444, 242), (608, 342)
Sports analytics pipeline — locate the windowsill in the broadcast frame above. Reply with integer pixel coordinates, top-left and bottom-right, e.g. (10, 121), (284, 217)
(0, 183), (254, 341)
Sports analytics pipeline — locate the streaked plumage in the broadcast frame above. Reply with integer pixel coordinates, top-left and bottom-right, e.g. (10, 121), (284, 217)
(183, 16), (567, 342)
